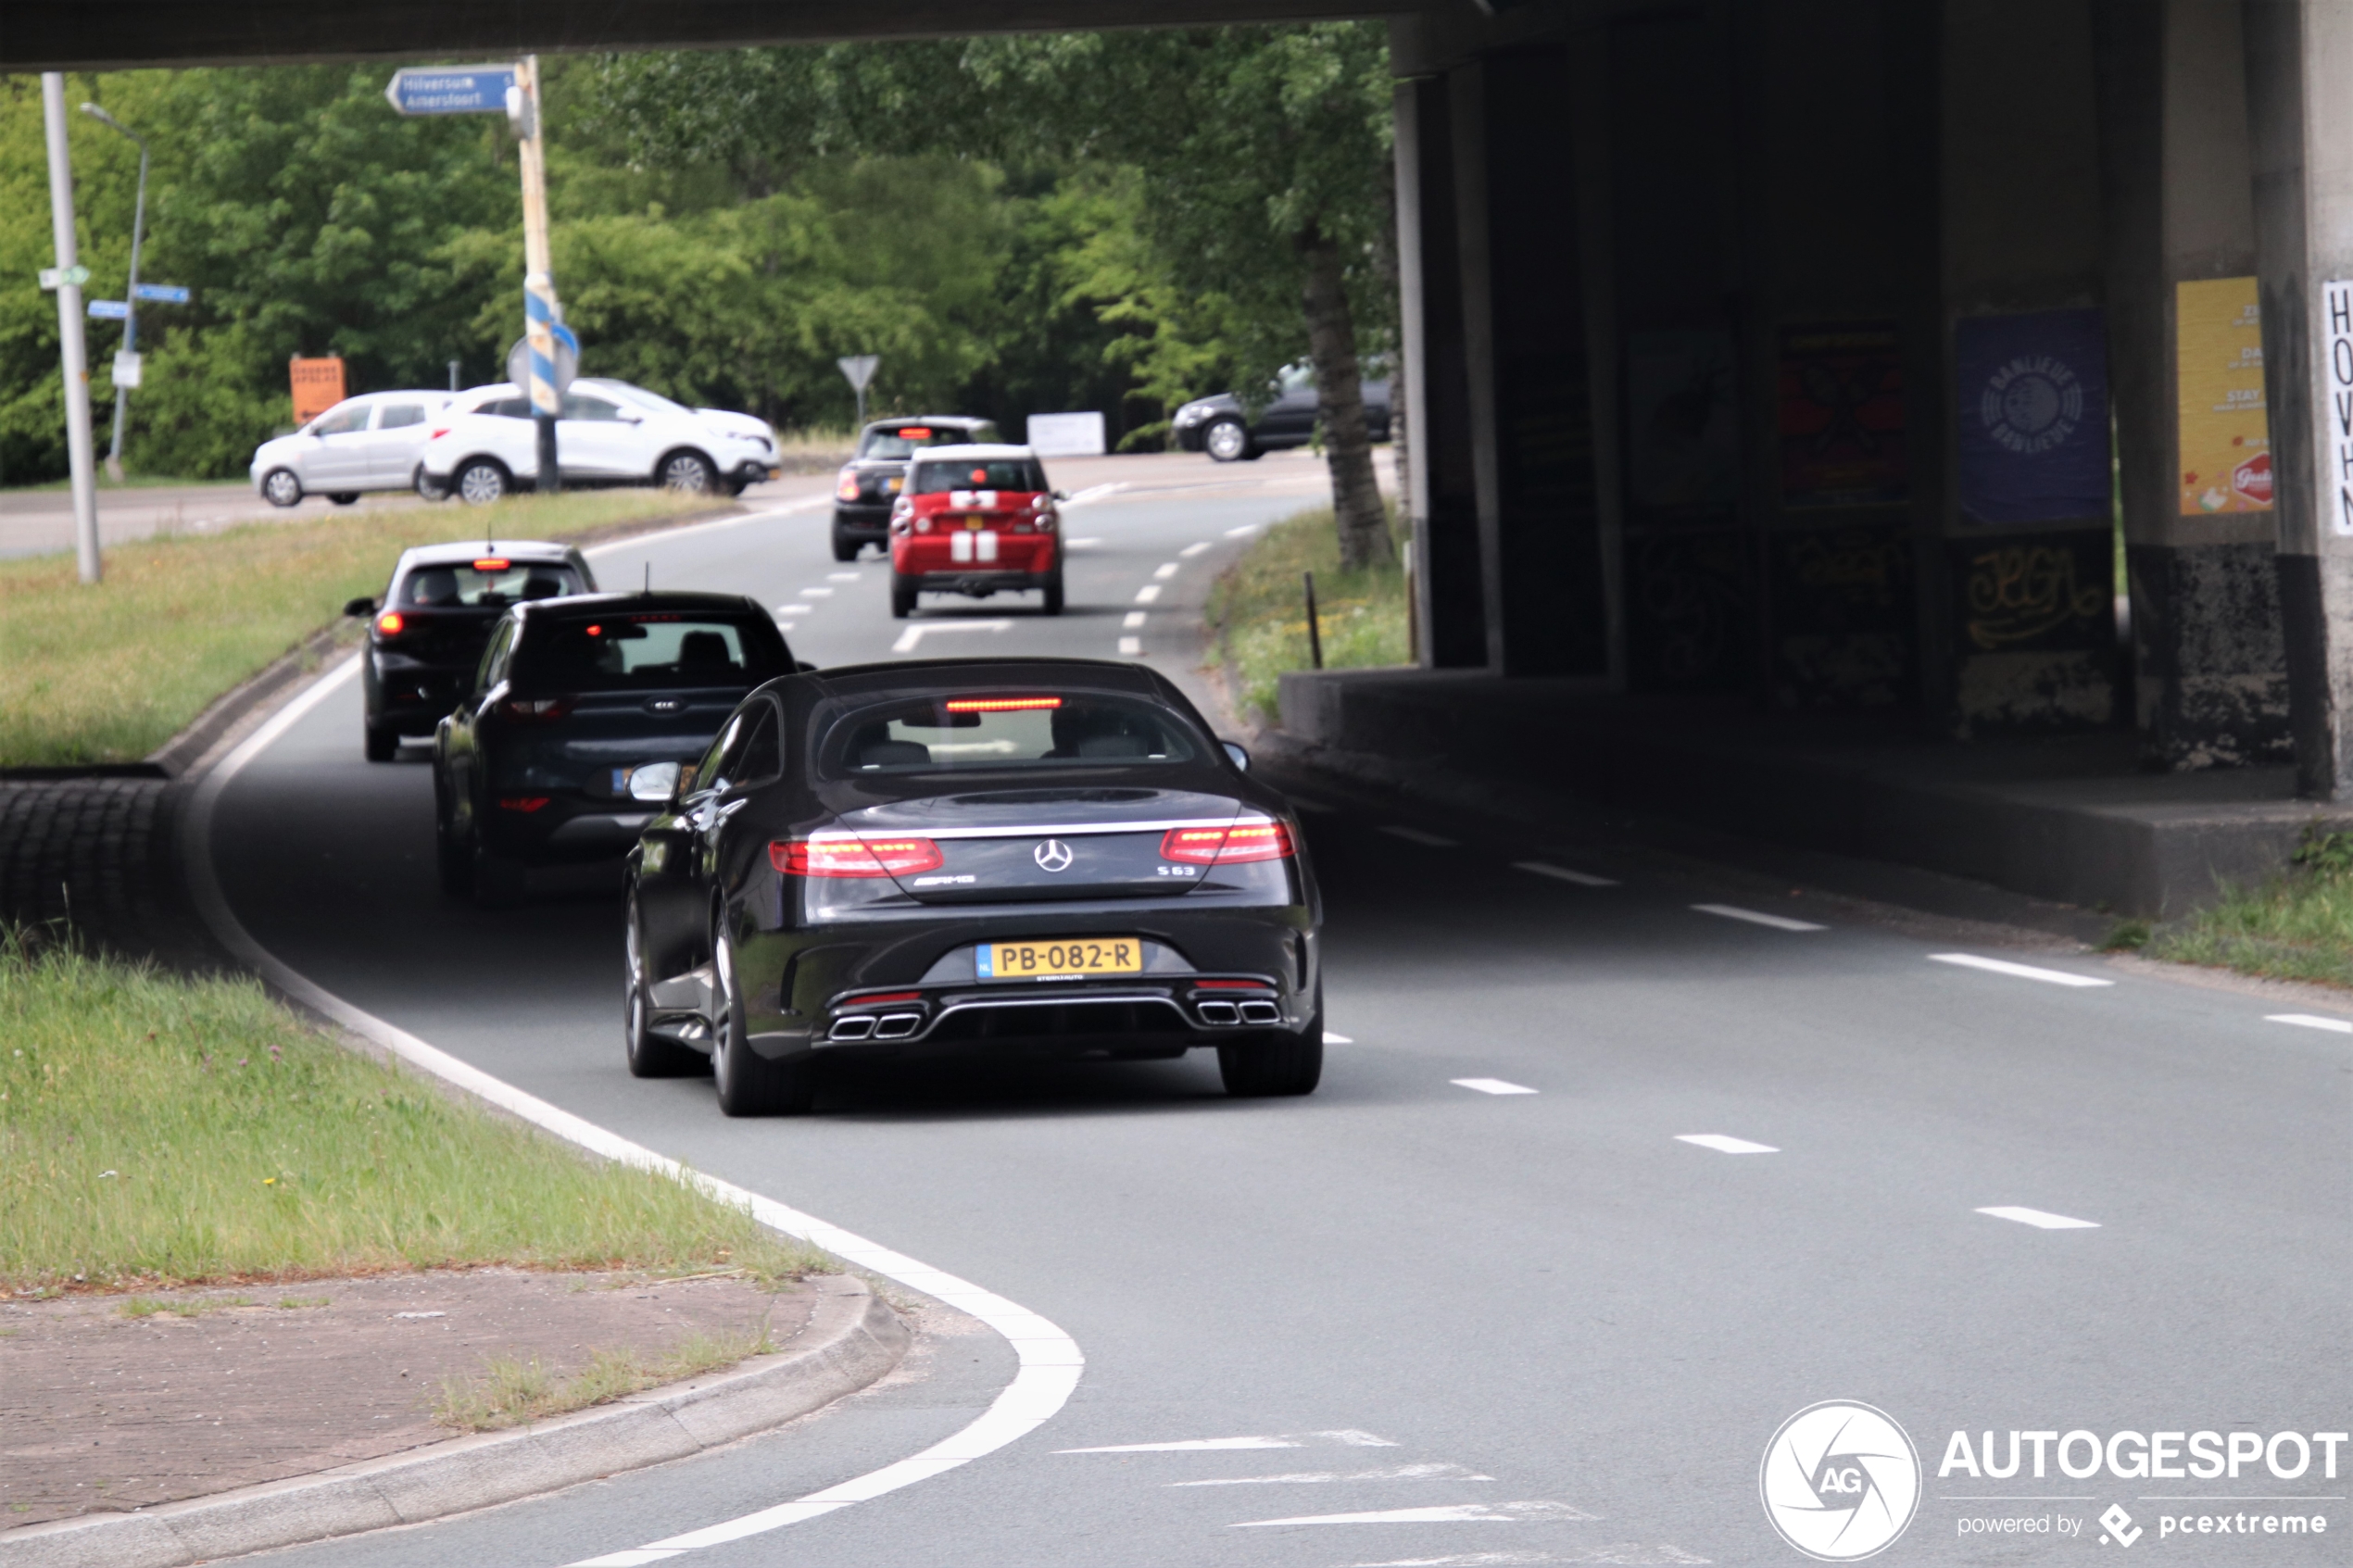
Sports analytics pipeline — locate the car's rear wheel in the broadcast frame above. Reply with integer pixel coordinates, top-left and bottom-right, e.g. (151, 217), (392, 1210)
(414, 467), (450, 502)
(1203, 418), (1251, 463)
(625, 900), (706, 1079)
(832, 526), (862, 562)
(1217, 992), (1323, 1098)
(711, 926), (814, 1116)
(660, 450), (715, 495)
(455, 459), (509, 506)
(1040, 572), (1065, 616)
(261, 469), (303, 508)
(890, 573), (917, 619)
(364, 725), (398, 762)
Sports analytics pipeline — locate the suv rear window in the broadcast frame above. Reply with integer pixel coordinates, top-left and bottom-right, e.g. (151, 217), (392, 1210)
(818, 693), (1198, 774)
(859, 424), (996, 459)
(909, 458), (1046, 494)
(515, 613), (789, 691)
(402, 560), (583, 608)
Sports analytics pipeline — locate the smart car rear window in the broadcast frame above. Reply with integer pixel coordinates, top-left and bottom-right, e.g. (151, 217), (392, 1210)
(908, 458), (1046, 494)
(402, 561), (583, 608)
(515, 614), (789, 691)
(817, 693), (1199, 775)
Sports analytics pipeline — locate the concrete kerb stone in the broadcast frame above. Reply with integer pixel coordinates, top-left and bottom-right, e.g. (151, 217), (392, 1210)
(0, 1276), (907, 1568)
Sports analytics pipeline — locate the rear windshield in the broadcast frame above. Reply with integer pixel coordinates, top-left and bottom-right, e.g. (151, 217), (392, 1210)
(859, 424), (995, 459)
(403, 560), (583, 608)
(515, 613), (788, 691)
(818, 693), (1198, 775)
(908, 458), (1047, 495)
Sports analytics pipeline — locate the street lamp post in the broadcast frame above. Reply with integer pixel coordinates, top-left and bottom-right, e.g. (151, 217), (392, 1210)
(79, 102), (147, 485)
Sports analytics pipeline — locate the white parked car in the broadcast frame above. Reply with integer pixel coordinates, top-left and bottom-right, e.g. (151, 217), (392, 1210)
(249, 391), (454, 508)
(416, 378), (780, 505)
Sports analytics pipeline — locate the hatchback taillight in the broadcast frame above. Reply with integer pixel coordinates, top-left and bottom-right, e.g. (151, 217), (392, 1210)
(499, 696), (575, 723)
(374, 611), (406, 636)
(1161, 822), (1294, 865)
(771, 836), (945, 877)
(836, 470), (862, 502)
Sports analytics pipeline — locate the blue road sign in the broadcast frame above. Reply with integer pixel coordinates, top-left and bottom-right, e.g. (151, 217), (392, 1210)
(383, 66), (518, 117)
(132, 283), (191, 304)
(87, 299), (130, 320)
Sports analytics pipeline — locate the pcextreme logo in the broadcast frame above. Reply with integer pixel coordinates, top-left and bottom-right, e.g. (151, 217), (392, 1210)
(1760, 1400), (1923, 1561)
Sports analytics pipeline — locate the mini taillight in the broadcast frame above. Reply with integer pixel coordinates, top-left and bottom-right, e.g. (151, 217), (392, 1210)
(473, 557), (510, 571)
(943, 696), (1063, 713)
(770, 836), (944, 877)
(1161, 822), (1294, 865)
(499, 696), (575, 722)
(497, 796), (550, 812)
(836, 471), (861, 501)
(374, 611), (406, 635)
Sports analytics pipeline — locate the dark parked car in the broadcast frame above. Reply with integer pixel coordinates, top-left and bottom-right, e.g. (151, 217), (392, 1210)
(623, 658), (1324, 1115)
(344, 540), (596, 762)
(832, 416), (1000, 560)
(1171, 365), (1391, 461)
(433, 592), (799, 907)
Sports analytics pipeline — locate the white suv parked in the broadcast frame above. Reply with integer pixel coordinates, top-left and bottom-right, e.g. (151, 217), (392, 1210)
(416, 378), (780, 505)
(250, 391), (454, 507)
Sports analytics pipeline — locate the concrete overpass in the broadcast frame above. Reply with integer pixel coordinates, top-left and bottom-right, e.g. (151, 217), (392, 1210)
(13, 2), (2353, 824)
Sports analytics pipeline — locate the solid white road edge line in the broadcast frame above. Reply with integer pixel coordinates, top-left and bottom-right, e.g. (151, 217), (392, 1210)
(1930, 952), (2114, 987)
(180, 653), (1083, 1566)
(1692, 903), (1826, 932)
(1452, 1078), (1538, 1096)
(1976, 1206), (2101, 1230)
(1675, 1134), (1780, 1155)
(2267, 1012), (2353, 1034)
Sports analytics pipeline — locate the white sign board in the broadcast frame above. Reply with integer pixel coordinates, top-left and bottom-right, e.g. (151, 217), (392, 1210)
(2326, 279), (2353, 536)
(112, 351), (143, 388)
(837, 355), (880, 393)
(1026, 410), (1106, 458)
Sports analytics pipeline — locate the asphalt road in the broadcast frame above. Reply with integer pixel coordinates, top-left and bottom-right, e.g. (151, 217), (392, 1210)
(205, 452), (2350, 1568)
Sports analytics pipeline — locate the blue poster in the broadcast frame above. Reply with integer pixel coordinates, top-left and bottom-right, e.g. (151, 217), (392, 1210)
(1955, 308), (2110, 524)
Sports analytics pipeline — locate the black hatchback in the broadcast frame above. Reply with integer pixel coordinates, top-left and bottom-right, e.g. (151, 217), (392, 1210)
(345, 540), (596, 761)
(433, 592), (799, 906)
(831, 416), (999, 560)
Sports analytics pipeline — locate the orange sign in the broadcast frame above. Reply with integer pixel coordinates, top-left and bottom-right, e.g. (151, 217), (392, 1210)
(2175, 278), (2271, 513)
(289, 357), (347, 425)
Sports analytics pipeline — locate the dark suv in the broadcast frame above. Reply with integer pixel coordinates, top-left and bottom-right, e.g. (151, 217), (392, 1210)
(432, 592), (799, 906)
(1172, 367), (1391, 462)
(831, 416), (1000, 560)
(345, 540), (596, 761)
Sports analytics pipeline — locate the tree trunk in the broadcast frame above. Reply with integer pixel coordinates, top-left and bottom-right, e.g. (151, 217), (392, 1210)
(1298, 226), (1393, 571)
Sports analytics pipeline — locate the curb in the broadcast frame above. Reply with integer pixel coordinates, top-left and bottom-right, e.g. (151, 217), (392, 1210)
(0, 1274), (906, 1568)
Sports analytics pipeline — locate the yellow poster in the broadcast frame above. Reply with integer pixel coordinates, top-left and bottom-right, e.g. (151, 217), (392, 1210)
(2176, 277), (2270, 513)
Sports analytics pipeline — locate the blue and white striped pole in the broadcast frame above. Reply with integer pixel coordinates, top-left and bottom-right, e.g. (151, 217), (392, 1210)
(512, 56), (560, 495)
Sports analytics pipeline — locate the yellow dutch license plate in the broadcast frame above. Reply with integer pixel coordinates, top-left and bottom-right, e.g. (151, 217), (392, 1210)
(979, 937), (1144, 981)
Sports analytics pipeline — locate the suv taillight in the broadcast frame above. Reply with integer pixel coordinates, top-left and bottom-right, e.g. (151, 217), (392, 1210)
(1161, 822), (1294, 865)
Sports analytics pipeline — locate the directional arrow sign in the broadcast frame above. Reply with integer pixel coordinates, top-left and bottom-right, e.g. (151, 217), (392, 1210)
(384, 65), (518, 117)
(87, 299), (130, 320)
(132, 283), (191, 304)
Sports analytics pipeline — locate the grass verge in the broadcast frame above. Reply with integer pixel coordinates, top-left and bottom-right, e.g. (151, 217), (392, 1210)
(1202, 506), (1411, 725)
(0, 935), (827, 1294)
(2106, 829), (2353, 988)
(0, 490), (708, 768)
(434, 1321), (775, 1432)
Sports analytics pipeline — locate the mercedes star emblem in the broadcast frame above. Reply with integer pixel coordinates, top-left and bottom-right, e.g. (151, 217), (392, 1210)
(1033, 838), (1075, 872)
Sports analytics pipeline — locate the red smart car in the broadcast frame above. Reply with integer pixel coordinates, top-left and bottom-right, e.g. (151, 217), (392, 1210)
(887, 445), (1065, 619)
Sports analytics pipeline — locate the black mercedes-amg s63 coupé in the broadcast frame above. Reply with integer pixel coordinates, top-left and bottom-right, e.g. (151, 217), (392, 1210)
(623, 658), (1323, 1114)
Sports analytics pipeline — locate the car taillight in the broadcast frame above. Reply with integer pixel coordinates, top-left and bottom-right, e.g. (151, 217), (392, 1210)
(374, 611), (406, 636)
(1160, 822), (1294, 864)
(499, 697), (575, 722)
(771, 836), (945, 877)
(497, 796), (550, 812)
(427, 427), (450, 441)
(836, 471), (861, 501)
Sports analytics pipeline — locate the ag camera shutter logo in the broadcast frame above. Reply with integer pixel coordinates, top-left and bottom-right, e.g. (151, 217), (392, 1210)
(1760, 1400), (1922, 1561)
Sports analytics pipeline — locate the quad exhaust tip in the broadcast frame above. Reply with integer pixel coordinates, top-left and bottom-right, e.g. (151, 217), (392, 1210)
(1238, 1000), (1282, 1025)
(829, 1010), (925, 1042)
(1197, 1000), (1241, 1025)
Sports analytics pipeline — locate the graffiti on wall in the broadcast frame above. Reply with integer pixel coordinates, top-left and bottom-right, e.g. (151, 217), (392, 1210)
(1957, 537), (2111, 652)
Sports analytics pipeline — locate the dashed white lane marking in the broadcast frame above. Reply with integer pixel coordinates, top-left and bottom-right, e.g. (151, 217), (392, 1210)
(1173, 1462), (1492, 1487)
(798, 585), (834, 598)
(1692, 903), (1825, 932)
(2267, 1013), (2353, 1034)
(1977, 1206), (2101, 1230)
(1676, 1134), (1780, 1155)
(1323, 1032), (1353, 1045)
(1153, 561), (1180, 580)
(1180, 541), (1213, 558)
(1064, 536), (1102, 548)
(1514, 860), (1618, 887)
(1060, 1430), (1397, 1454)
(1382, 825), (1457, 847)
(890, 619), (1013, 654)
(1930, 952), (2114, 987)
(1118, 637), (1143, 656)
(1225, 523), (1263, 537)
(1123, 610), (1147, 629)
(1453, 1078), (1539, 1097)
(1135, 584), (1163, 604)
(1235, 1501), (1597, 1527)
(774, 604), (812, 616)
(1063, 482), (1126, 506)
(182, 655), (1083, 1568)
(826, 571), (861, 582)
